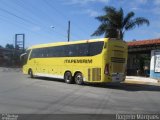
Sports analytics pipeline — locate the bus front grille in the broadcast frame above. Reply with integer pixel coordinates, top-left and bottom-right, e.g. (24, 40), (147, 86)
(88, 68), (101, 81)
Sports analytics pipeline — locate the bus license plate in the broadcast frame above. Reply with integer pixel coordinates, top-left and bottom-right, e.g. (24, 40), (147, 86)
(112, 74), (122, 82)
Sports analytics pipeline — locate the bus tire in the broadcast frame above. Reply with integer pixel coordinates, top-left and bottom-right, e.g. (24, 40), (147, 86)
(74, 72), (84, 85)
(29, 69), (34, 78)
(64, 71), (73, 84)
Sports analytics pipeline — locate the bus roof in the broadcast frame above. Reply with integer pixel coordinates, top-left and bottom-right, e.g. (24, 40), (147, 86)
(28, 38), (109, 50)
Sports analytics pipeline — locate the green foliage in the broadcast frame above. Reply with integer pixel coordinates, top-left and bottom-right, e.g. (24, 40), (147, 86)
(5, 44), (14, 49)
(92, 6), (150, 40)
(0, 45), (3, 48)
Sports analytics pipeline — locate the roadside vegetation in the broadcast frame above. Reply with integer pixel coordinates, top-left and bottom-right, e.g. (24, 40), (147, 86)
(92, 6), (150, 40)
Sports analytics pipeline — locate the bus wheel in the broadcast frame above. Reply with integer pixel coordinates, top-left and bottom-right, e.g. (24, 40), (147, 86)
(64, 72), (73, 84)
(29, 69), (34, 78)
(74, 72), (84, 85)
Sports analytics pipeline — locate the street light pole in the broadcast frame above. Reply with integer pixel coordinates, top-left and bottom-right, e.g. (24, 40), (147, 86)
(67, 21), (70, 42)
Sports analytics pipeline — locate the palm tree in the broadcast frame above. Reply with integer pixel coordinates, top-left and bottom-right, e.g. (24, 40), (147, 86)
(92, 6), (150, 40)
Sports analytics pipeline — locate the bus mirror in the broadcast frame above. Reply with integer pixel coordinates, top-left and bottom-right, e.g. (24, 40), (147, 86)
(20, 53), (27, 61)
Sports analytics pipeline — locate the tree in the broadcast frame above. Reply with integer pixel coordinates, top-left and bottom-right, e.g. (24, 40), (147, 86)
(0, 45), (3, 48)
(5, 44), (14, 49)
(92, 6), (150, 40)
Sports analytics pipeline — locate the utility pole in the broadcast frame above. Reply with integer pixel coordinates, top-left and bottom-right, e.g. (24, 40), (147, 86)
(67, 21), (70, 42)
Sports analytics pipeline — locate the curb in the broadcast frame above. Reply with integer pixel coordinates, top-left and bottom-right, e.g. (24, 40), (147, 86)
(124, 80), (160, 86)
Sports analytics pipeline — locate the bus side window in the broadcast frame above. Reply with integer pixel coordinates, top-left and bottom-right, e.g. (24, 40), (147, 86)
(29, 49), (38, 59)
(59, 45), (66, 57)
(78, 43), (88, 56)
(41, 48), (46, 57)
(89, 42), (104, 56)
(43, 48), (48, 57)
(47, 47), (53, 57)
(46, 48), (50, 57)
(39, 48), (45, 58)
(53, 46), (59, 57)
(68, 44), (77, 57)
(49, 47), (55, 57)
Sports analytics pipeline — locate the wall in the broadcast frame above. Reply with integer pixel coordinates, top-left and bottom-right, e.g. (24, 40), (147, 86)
(150, 50), (160, 79)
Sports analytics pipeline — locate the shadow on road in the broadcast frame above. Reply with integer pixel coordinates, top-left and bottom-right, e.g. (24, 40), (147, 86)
(29, 76), (160, 92)
(28, 76), (65, 83)
(92, 83), (160, 92)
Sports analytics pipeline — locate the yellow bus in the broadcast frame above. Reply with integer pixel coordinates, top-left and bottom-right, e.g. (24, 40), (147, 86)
(21, 38), (128, 85)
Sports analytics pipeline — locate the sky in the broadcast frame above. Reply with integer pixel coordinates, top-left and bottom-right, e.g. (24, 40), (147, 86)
(0, 0), (160, 48)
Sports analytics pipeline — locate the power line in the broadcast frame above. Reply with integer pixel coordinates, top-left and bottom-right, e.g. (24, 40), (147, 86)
(0, 11), (55, 38)
(40, 0), (79, 40)
(14, 0), (68, 39)
(9, 0), (86, 40)
(42, 0), (88, 39)
(0, 19), (67, 45)
(0, 15), (59, 41)
(0, 0), (92, 41)
(0, 7), (38, 25)
(0, 1), (67, 39)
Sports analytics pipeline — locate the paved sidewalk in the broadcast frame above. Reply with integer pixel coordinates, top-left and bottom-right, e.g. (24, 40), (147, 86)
(125, 76), (160, 85)
(0, 67), (22, 72)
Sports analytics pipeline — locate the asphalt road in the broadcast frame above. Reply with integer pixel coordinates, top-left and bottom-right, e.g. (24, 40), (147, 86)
(0, 68), (160, 114)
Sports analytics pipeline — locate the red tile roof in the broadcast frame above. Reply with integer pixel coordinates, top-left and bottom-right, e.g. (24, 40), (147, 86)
(127, 38), (160, 46)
